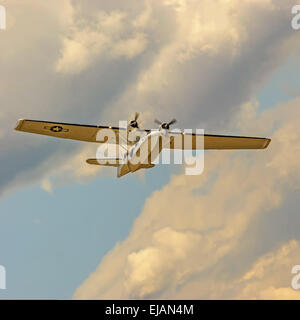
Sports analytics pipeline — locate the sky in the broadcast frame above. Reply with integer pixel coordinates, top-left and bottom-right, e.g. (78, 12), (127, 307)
(0, 0), (300, 299)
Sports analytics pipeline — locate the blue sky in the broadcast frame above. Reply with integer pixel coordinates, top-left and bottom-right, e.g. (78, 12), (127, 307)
(0, 56), (298, 299)
(258, 57), (300, 110)
(0, 164), (174, 298)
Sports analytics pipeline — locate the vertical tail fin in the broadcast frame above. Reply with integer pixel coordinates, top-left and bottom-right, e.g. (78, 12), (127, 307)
(117, 164), (131, 178)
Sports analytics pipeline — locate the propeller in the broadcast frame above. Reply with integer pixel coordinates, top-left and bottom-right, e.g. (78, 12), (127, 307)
(129, 112), (140, 129)
(154, 118), (177, 130)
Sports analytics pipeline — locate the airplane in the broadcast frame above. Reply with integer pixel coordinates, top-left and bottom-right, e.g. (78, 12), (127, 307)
(14, 113), (271, 177)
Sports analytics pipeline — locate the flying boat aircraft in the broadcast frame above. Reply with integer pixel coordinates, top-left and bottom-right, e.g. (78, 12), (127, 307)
(14, 113), (271, 177)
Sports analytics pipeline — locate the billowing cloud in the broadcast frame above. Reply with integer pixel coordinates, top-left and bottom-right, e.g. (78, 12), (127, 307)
(1, 0), (300, 301)
(0, 0), (147, 197)
(171, 240), (300, 299)
(56, 10), (148, 74)
(0, 0), (298, 202)
(104, 0), (298, 128)
(74, 97), (300, 299)
(235, 240), (300, 299)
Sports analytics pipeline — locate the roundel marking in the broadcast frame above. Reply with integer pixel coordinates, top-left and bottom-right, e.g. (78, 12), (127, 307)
(50, 126), (63, 132)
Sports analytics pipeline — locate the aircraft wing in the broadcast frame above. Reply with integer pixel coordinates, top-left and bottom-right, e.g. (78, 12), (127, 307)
(14, 119), (126, 144)
(168, 132), (271, 150)
(15, 119), (271, 150)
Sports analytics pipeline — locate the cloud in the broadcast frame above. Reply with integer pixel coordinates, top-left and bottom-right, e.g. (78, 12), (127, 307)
(235, 240), (300, 299)
(103, 0), (298, 127)
(1, 0), (300, 300)
(74, 97), (300, 299)
(55, 8), (148, 74)
(124, 227), (202, 298)
(0, 0), (148, 197)
(0, 0), (298, 200)
(41, 179), (53, 193)
(171, 240), (300, 299)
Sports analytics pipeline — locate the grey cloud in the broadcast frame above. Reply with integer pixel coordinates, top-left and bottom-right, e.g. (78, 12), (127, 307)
(0, 0), (298, 197)
(74, 98), (300, 299)
(105, 0), (297, 129)
(0, 0), (151, 196)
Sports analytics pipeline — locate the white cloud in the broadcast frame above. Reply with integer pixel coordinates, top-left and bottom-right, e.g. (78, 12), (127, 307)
(1, 0), (299, 208)
(102, 0), (298, 128)
(111, 32), (148, 59)
(171, 240), (300, 299)
(55, 9), (148, 74)
(74, 97), (300, 299)
(0, 0), (298, 300)
(124, 227), (202, 297)
(236, 240), (300, 299)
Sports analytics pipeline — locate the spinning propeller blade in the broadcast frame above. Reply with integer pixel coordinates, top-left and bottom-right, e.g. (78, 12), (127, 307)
(154, 118), (177, 130)
(129, 112), (140, 129)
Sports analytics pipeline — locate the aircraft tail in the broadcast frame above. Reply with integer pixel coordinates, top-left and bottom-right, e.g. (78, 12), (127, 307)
(117, 164), (131, 178)
(87, 159), (156, 178)
(86, 158), (131, 177)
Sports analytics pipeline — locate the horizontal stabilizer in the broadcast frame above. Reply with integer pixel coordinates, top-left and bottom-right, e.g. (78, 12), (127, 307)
(86, 158), (123, 167)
